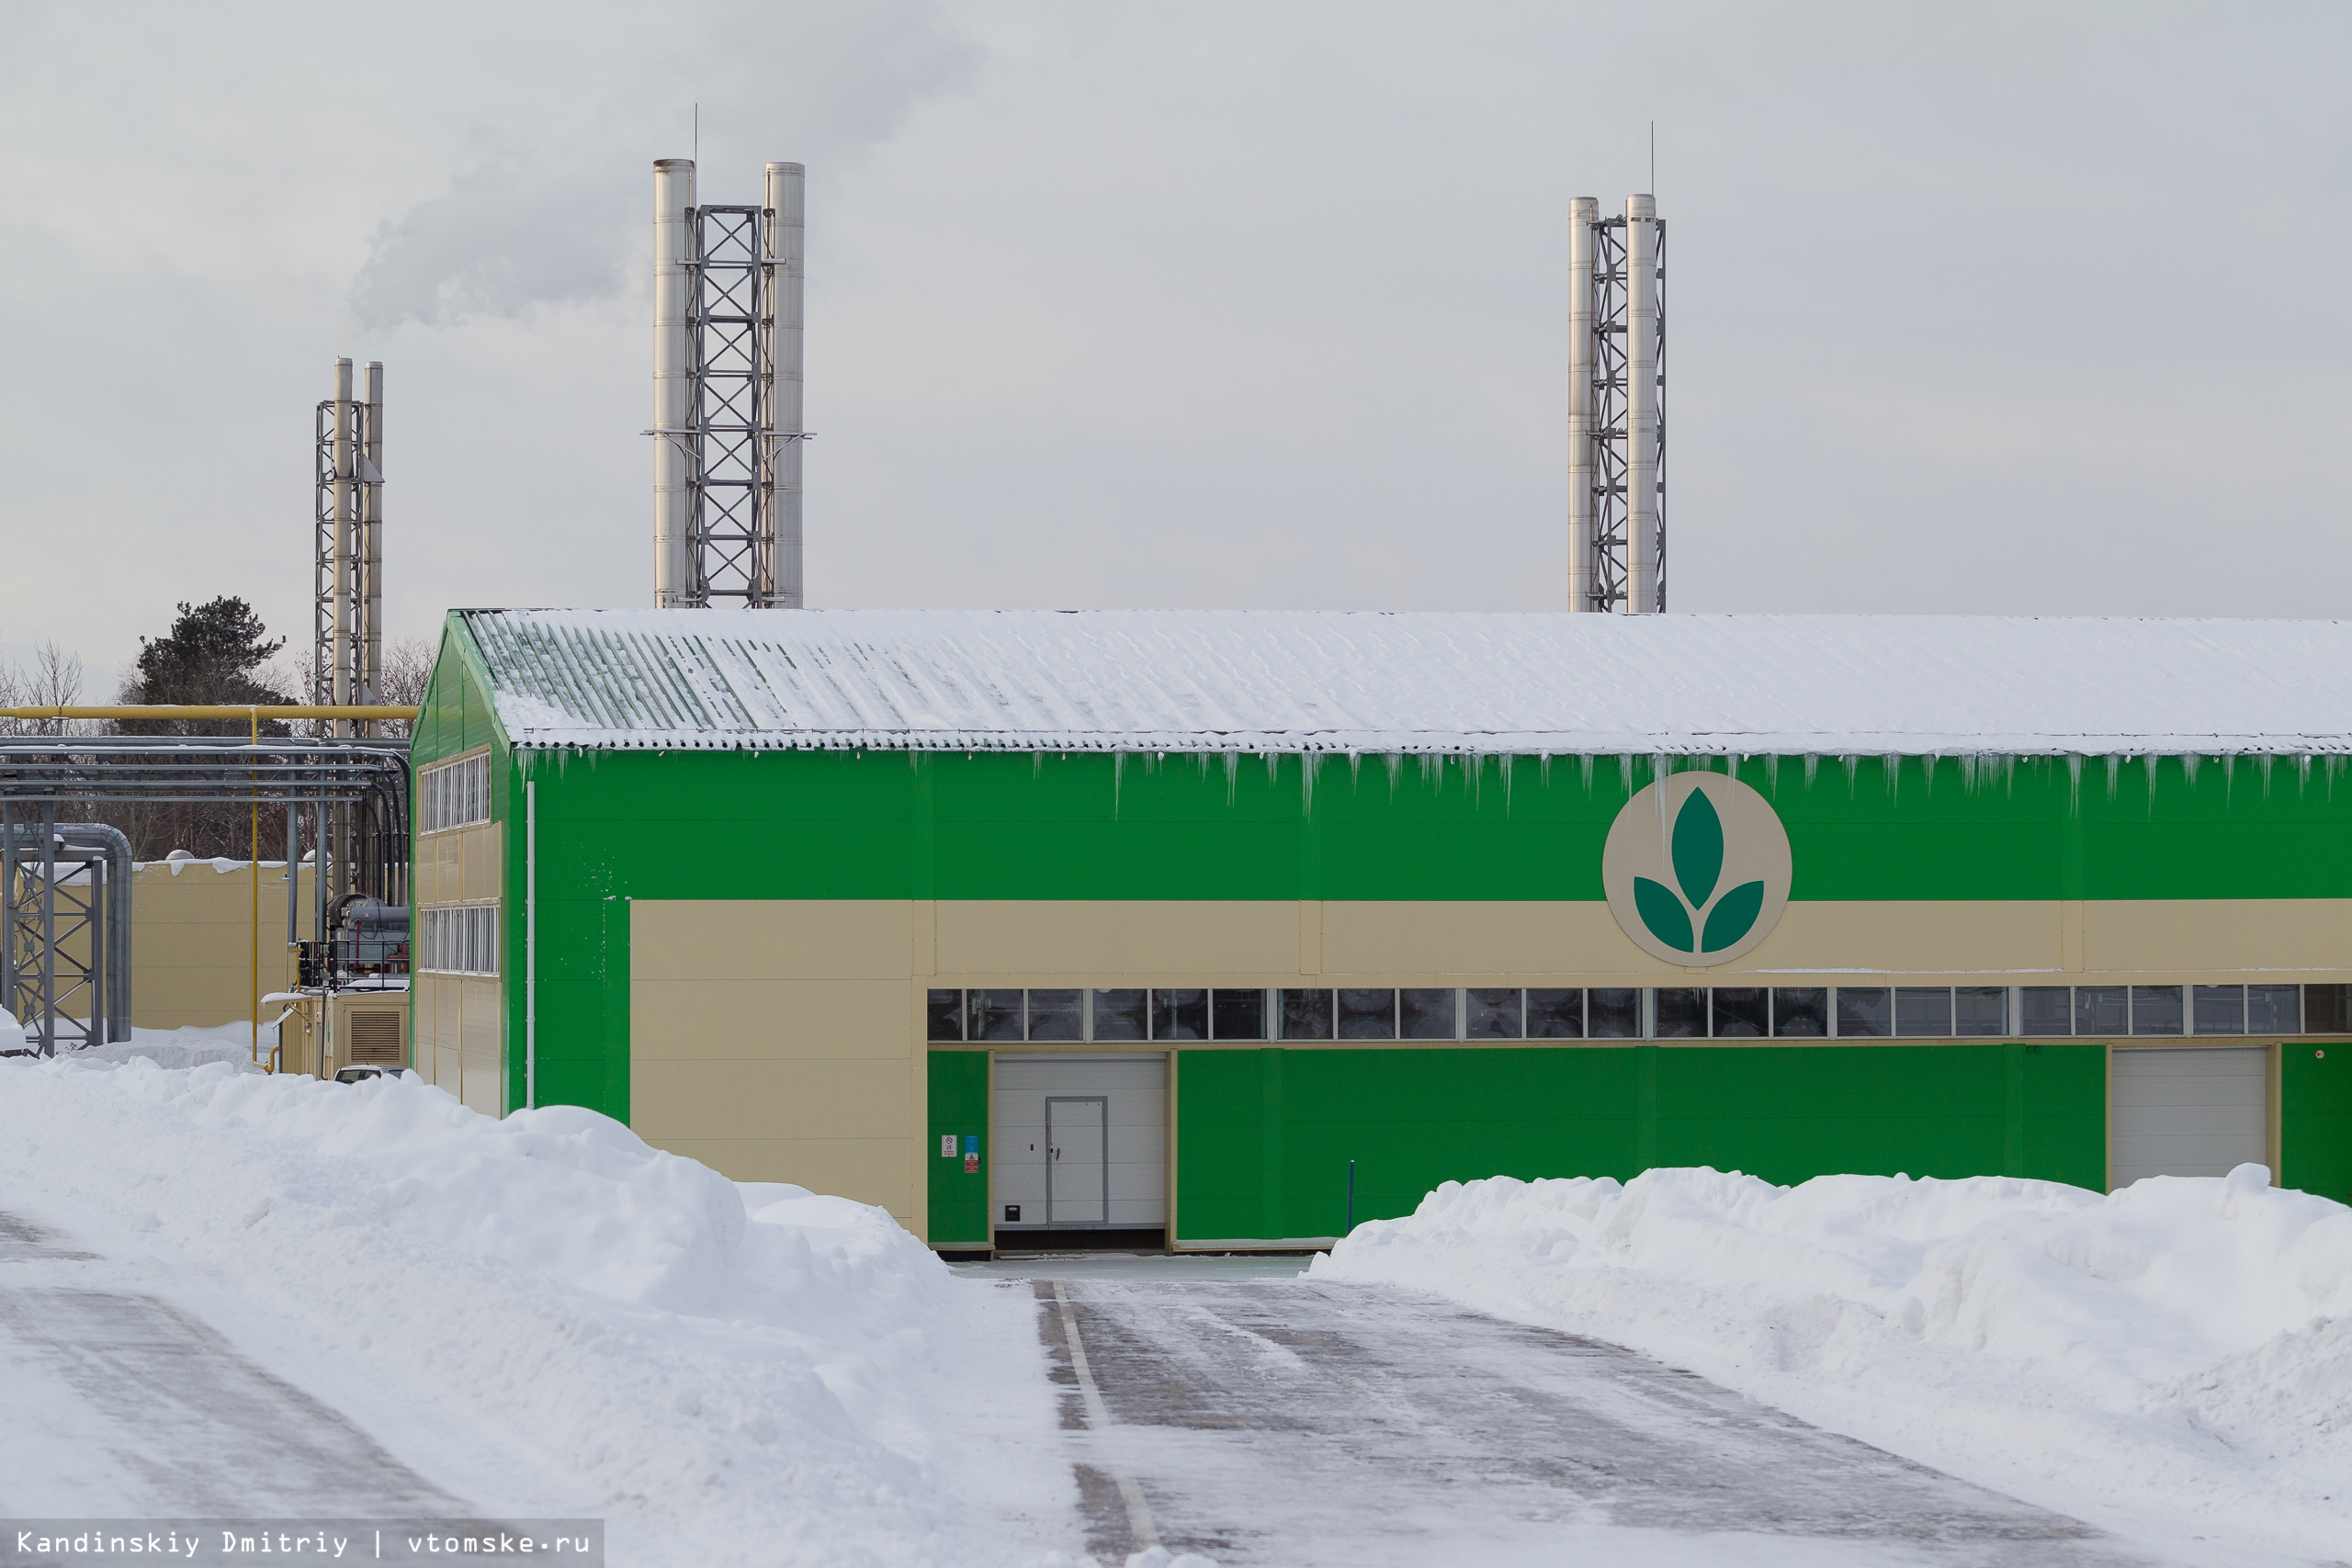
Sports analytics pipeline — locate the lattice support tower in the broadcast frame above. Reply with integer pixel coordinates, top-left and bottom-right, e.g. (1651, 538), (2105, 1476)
(0, 805), (114, 1055)
(651, 159), (806, 609)
(1566, 196), (1666, 613)
(313, 357), (383, 904)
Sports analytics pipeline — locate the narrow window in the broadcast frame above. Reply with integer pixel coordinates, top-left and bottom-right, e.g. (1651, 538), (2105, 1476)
(1836, 988), (1891, 1038)
(1654, 987), (1707, 1038)
(1279, 988), (1334, 1041)
(1091, 988), (1148, 1041)
(2020, 987), (2073, 1035)
(2130, 986), (2184, 1035)
(2192, 986), (2245, 1035)
(925, 989), (964, 1042)
(1587, 988), (1641, 1038)
(1771, 988), (1827, 1038)
(2300, 984), (2347, 1034)
(1896, 987), (1952, 1038)
(1337, 988), (1397, 1040)
(2074, 986), (2128, 1036)
(1152, 988), (1209, 1041)
(1211, 989), (1267, 1041)
(1464, 988), (1523, 1039)
(1712, 987), (1769, 1038)
(969, 989), (1025, 1042)
(1953, 987), (2007, 1036)
(1525, 988), (1584, 1039)
(1399, 988), (1456, 1040)
(1027, 989), (1082, 1042)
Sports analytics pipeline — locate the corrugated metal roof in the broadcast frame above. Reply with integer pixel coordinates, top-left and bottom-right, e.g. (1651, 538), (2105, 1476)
(456, 608), (2352, 757)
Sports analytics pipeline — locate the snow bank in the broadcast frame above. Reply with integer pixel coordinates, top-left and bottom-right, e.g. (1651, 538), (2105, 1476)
(1316, 1168), (2352, 1559)
(0, 1057), (1069, 1565)
(70, 1021), (274, 1071)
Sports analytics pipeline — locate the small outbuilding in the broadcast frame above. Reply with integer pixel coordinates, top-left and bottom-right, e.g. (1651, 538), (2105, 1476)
(408, 608), (2352, 1250)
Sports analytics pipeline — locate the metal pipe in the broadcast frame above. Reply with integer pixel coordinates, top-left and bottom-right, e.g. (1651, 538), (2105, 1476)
(360, 361), (384, 725)
(1566, 197), (1598, 612)
(72, 824), (130, 1043)
(0, 705), (416, 721)
(764, 161), (805, 609)
(313, 775), (327, 952)
(0, 800), (15, 1027)
(331, 359), (356, 716)
(1624, 194), (1660, 615)
(37, 802), (55, 1055)
(286, 801), (299, 952)
(653, 158), (697, 606)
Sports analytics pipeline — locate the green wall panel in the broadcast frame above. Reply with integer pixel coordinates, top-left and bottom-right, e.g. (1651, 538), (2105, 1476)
(1177, 1047), (1643, 1241)
(2282, 1042), (2352, 1205)
(504, 745), (2352, 914)
(928, 1053), (991, 1246)
(1174, 1042), (2109, 1243)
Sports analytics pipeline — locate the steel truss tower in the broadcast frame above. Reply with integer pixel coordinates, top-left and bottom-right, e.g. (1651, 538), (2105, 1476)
(314, 357), (383, 907)
(652, 159), (806, 609)
(0, 808), (128, 1055)
(1567, 196), (1667, 614)
(314, 359), (384, 717)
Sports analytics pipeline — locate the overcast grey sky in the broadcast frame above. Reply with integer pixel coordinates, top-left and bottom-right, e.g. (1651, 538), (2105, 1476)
(3, 2), (2349, 689)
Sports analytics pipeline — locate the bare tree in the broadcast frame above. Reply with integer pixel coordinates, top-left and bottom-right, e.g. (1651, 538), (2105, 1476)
(373, 636), (435, 739)
(0, 638), (87, 736)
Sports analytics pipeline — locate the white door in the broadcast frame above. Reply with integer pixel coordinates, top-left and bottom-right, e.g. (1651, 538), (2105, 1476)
(1047, 1097), (1108, 1225)
(2111, 1046), (2268, 1187)
(994, 1054), (1167, 1231)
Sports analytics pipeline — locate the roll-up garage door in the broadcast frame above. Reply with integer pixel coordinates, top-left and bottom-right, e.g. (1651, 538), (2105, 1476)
(2110, 1047), (2267, 1187)
(993, 1054), (1166, 1231)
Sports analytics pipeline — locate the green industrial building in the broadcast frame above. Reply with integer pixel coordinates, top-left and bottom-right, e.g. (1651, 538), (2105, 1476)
(407, 607), (2352, 1252)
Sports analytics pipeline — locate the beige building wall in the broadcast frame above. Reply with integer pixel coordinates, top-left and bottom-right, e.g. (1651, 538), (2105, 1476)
(929, 897), (2352, 989)
(413, 817), (503, 1115)
(632, 899), (923, 1231)
(110, 859), (310, 1030)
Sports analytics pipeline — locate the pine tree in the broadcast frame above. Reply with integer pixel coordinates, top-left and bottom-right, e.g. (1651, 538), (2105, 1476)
(117, 597), (294, 737)
(103, 598), (300, 855)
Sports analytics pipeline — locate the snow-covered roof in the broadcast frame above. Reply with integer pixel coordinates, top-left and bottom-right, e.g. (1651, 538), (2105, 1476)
(456, 608), (2352, 757)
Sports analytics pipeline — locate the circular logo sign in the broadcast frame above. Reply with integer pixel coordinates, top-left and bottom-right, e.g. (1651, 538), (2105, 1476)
(1603, 772), (1792, 966)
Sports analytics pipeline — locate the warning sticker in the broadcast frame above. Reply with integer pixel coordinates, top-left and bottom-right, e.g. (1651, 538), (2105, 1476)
(964, 1153), (979, 1174)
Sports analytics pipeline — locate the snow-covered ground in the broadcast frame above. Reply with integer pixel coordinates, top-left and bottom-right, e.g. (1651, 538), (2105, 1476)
(7, 1038), (2342, 1564)
(0, 1055), (1079, 1565)
(1315, 1168), (2352, 1567)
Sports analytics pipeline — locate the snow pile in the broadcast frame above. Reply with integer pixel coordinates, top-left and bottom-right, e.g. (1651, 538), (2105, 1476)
(68, 1021), (274, 1071)
(0, 1057), (1067, 1565)
(0, 1007), (23, 1054)
(1316, 1168), (2352, 1557)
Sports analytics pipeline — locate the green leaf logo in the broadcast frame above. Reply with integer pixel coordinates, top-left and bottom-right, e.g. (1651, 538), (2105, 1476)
(1671, 787), (1724, 908)
(1605, 773), (1791, 965)
(1634, 876), (1694, 952)
(1702, 879), (1767, 953)
(1635, 787), (1765, 953)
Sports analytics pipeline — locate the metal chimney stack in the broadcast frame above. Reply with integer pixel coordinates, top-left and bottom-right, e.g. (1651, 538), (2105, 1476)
(329, 358), (354, 716)
(1565, 197), (1599, 613)
(359, 360), (384, 713)
(651, 158), (697, 607)
(1565, 194), (1666, 613)
(764, 162), (806, 608)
